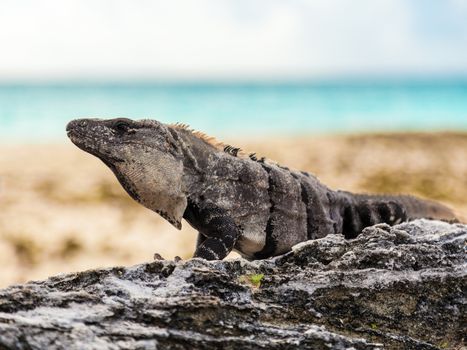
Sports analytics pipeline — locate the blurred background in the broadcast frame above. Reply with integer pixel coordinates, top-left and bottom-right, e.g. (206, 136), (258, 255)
(1, 0), (466, 287)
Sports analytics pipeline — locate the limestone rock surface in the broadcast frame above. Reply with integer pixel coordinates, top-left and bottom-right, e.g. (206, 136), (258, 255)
(0, 219), (465, 349)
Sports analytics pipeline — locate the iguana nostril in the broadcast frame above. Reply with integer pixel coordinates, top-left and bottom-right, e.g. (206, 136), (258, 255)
(66, 119), (88, 132)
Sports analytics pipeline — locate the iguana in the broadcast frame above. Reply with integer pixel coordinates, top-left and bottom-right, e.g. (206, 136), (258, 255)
(66, 118), (459, 260)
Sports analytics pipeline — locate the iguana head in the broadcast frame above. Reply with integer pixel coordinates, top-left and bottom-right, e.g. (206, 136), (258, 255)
(66, 118), (186, 229)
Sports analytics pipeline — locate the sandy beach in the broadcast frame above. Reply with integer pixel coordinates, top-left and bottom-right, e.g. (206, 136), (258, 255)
(1, 131), (466, 288)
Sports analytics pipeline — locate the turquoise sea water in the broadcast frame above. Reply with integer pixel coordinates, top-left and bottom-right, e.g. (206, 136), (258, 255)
(1, 80), (466, 141)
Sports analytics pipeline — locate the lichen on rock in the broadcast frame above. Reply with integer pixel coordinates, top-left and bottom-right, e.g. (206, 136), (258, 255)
(0, 219), (465, 349)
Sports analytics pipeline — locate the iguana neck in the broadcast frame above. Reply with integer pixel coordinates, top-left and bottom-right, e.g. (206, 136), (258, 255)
(168, 126), (217, 197)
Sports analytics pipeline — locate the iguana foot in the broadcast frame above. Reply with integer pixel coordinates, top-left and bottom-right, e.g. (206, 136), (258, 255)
(153, 253), (165, 260)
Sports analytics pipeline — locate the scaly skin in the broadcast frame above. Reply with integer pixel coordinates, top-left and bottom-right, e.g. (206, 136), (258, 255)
(67, 118), (458, 260)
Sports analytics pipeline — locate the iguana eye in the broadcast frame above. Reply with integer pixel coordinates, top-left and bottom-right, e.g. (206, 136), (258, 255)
(114, 120), (131, 133)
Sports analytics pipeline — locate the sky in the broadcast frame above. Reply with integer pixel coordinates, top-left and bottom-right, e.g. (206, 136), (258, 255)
(1, 0), (467, 81)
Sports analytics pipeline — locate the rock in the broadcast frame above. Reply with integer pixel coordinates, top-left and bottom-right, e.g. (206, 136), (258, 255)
(0, 219), (465, 350)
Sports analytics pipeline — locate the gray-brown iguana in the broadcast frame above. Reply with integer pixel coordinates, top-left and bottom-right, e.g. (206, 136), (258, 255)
(66, 118), (459, 260)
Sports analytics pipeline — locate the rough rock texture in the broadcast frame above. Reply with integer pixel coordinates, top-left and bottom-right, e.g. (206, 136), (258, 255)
(0, 219), (465, 350)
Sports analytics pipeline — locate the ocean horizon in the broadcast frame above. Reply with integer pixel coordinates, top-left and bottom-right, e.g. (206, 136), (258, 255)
(1, 79), (467, 141)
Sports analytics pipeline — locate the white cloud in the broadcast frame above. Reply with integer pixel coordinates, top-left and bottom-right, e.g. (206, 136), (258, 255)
(0, 0), (466, 80)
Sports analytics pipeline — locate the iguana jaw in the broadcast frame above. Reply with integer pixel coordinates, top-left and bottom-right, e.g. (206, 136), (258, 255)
(66, 119), (125, 164)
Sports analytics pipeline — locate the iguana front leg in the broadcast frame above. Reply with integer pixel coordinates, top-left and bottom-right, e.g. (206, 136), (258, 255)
(194, 220), (239, 260)
(196, 233), (206, 247)
(184, 200), (240, 260)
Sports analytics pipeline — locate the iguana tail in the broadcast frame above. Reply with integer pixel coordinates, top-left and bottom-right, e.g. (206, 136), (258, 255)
(338, 191), (459, 238)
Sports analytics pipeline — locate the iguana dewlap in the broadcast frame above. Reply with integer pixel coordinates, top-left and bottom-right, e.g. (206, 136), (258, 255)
(67, 118), (459, 260)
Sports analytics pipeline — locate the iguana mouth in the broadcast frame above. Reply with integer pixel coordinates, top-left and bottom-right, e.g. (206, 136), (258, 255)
(67, 128), (124, 164)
